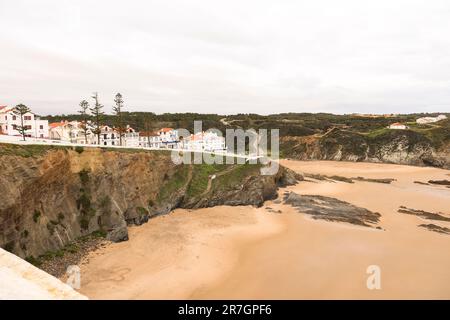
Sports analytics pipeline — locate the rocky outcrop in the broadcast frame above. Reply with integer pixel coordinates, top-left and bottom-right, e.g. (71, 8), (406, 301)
(281, 129), (450, 169)
(283, 191), (382, 228)
(418, 224), (450, 235)
(0, 144), (300, 259)
(397, 206), (450, 222)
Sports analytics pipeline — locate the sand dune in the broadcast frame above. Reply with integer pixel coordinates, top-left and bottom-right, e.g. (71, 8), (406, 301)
(78, 160), (450, 299)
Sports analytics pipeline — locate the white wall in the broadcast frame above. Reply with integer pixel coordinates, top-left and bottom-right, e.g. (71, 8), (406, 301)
(0, 248), (87, 300)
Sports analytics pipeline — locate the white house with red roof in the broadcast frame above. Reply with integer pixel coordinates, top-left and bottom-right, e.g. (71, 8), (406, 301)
(0, 105), (49, 138)
(388, 122), (408, 130)
(157, 127), (179, 148)
(49, 120), (93, 144)
(182, 131), (226, 151)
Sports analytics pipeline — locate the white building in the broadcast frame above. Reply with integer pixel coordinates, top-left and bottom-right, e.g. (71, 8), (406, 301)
(158, 127), (179, 149)
(388, 122), (408, 130)
(138, 131), (161, 148)
(49, 121), (139, 147)
(182, 131), (226, 151)
(49, 120), (93, 144)
(0, 105), (49, 138)
(97, 125), (139, 147)
(123, 126), (139, 147)
(416, 114), (447, 124)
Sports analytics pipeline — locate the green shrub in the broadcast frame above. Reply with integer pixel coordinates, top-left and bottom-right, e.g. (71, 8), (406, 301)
(25, 256), (41, 267)
(3, 241), (15, 253)
(91, 230), (107, 238)
(78, 169), (90, 185)
(136, 206), (149, 216)
(32, 210), (41, 223)
(47, 222), (55, 235)
(80, 218), (90, 230)
(64, 243), (79, 253)
(77, 193), (91, 212)
(74, 146), (84, 154)
(99, 195), (111, 210)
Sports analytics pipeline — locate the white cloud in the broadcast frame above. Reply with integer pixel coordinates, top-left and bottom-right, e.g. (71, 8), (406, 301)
(0, 0), (450, 115)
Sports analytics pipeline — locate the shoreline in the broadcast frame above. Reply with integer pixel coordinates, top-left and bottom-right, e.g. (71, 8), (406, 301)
(76, 160), (450, 299)
(77, 206), (284, 299)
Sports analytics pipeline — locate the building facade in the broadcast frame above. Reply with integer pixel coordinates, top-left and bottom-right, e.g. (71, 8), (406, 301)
(49, 120), (93, 144)
(0, 106), (49, 138)
(181, 131), (226, 151)
(97, 125), (139, 147)
(138, 131), (161, 148)
(158, 128), (179, 148)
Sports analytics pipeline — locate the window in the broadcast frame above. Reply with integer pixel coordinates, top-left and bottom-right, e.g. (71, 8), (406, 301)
(104, 142), (107, 146)
(104, 134), (107, 139)
(25, 125), (32, 130)
(12, 124), (17, 130)
(39, 125), (43, 129)
(13, 116), (16, 120)
(112, 141), (115, 145)
(40, 134), (44, 138)
(24, 116), (32, 121)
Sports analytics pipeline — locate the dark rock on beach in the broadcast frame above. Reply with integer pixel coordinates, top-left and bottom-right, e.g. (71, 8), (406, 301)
(428, 179), (450, 186)
(398, 206), (450, 222)
(283, 192), (381, 228)
(418, 224), (450, 235)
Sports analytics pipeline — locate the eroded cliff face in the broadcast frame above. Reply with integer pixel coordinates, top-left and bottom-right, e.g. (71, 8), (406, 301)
(0, 145), (299, 259)
(281, 129), (450, 169)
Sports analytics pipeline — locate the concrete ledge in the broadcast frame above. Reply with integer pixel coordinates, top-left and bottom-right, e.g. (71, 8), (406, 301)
(0, 248), (87, 300)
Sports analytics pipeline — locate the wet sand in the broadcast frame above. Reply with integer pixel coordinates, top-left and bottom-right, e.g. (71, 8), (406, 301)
(79, 160), (450, 299)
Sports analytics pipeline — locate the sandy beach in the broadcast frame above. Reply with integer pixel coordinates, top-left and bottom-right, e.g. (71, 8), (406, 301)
(78, 160), (450, 299)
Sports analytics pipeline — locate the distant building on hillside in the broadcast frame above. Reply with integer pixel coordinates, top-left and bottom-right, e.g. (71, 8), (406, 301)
(353, 113), (397, 118)
(388, 122), (408, 130)
(0, 105), (49, 138)
(416, 114), (447, 124)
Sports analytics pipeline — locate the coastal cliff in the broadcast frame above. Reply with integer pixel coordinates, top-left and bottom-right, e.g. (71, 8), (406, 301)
(281, 128), (450, 169)
(0, 144), (299, 260)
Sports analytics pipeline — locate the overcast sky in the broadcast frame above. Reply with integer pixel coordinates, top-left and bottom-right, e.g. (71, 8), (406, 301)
(1, 0), (450, 115)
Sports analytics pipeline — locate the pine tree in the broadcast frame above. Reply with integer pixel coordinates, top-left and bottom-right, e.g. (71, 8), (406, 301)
(113, 93), (126, 146)
(13, 104), (31, 141)
(78, 100), (90, 144)
(144, 115), (153, 147)
(90, 92), (104, 145)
